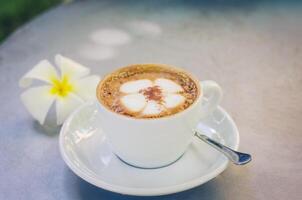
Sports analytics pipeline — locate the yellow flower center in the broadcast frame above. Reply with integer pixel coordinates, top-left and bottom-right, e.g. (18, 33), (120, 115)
(50, 75), (73, 97)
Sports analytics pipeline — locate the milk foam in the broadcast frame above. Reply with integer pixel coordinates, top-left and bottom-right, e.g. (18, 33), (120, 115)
(142, 100), (163, 115)
(162, 94), (185, 108)
(120, 79), (153, 93)
(154, 78), (183, 93)
(119, 78), (185, 116)
(120, 93), (146, 112)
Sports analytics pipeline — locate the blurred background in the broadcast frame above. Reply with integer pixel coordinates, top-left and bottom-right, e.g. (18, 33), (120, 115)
(0, 0), (63, 43)
(0, 0), (301, 199)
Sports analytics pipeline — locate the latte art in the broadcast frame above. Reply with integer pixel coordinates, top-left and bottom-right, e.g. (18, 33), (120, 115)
(97, 64), (200, 118)
(120, 79), (185, 116)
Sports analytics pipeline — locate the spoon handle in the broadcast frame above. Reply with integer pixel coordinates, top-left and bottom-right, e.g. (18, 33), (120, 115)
(194, 131), (252, 165)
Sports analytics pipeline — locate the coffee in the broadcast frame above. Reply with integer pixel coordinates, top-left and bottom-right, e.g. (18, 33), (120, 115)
(97, 64), (200, 119)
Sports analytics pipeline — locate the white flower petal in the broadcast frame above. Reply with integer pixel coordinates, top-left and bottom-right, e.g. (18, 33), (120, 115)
(73, 75), (101, 101)
(19, 60), (59, 88)
(56, 93), (84, 125)
(120, 79), (153, 93)
(20, 86), (55, 124)
(55, 54), (90, 80)
(154, 78), (183, 93)
(142, 100), (164, 116)
(120, 94), (146, 112)
(163, 94), (185, 108)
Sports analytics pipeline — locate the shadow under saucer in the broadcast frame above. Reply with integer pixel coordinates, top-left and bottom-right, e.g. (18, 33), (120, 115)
(75, 174), (224, 200)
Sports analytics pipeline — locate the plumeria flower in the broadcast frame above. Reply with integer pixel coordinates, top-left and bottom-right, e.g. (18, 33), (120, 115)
(19, 55), (100, 125)
(120, 78), (185, 116)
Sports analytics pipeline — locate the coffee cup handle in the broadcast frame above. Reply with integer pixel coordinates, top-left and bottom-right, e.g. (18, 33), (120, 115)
(199, 81), (223, 118)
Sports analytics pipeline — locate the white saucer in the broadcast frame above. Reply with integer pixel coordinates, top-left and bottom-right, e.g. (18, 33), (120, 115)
(59, 102), (239, 196)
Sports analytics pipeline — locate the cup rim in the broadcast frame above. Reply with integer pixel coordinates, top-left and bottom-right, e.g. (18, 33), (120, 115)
(96, 63), (202, 122)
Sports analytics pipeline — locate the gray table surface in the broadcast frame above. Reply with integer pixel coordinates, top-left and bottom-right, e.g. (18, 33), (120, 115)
(1, 0), (302, 199)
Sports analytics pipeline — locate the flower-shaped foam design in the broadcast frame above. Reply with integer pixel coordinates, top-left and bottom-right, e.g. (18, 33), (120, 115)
(120, 78), (185, 116)
(19, 55), (100, 125)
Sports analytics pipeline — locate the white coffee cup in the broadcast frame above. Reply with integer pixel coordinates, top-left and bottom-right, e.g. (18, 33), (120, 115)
(96, 64), (222, 168)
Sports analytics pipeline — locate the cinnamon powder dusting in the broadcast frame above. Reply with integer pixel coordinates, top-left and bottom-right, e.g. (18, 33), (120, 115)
(140, 86), (163, 102)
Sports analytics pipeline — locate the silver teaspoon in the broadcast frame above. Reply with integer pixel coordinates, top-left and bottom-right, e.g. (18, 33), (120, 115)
(194, 130), (252, 165)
